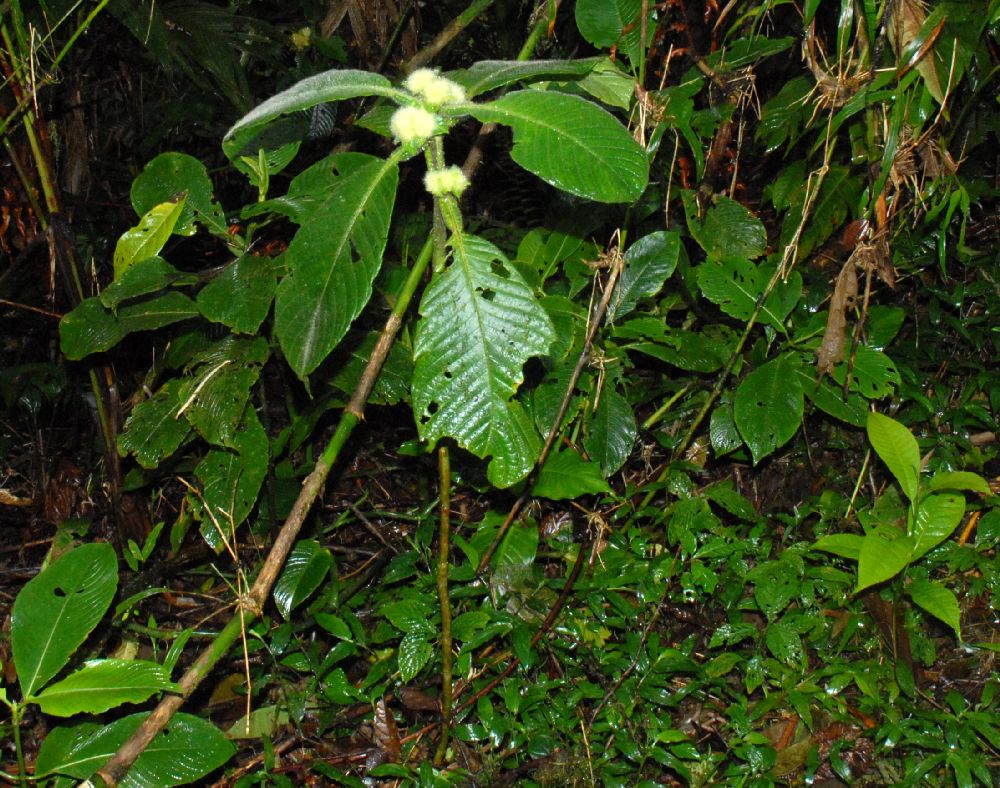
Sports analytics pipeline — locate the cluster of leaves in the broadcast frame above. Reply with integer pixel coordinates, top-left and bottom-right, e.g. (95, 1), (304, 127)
(3, 0), (1000, 785)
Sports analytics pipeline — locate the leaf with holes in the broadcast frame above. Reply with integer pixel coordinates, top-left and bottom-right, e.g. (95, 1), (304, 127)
(697, 259), (801, 331)
(11, 543), (118, 698)
(275, 153), (398, 378)
(114, 195), (187, 280)
(273, 539), (333, 619)
(464, 90), (648, 203)
(685, 193), (767, 260)
(118, 381), (191, 469)
(197, 255), (278, 334)
(132, 152), (227, 238)
(734, 353), (804, 464)
(412, 234), (555, 488)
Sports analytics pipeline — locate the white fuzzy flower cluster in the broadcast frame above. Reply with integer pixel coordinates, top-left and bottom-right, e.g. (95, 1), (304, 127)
(389, 105), (437, 146)
(404, 68), (466, 108)
(424, 166), (469, 197)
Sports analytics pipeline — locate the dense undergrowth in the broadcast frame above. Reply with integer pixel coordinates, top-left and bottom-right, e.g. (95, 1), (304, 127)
(2, 0), (1000, 785)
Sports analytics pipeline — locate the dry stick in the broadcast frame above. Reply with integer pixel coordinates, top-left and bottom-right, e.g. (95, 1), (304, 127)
(433, 446), (454, 766)
(403, 0), (495, 73)
(89, 237), (435, 788)
(477, 248), (624, 574)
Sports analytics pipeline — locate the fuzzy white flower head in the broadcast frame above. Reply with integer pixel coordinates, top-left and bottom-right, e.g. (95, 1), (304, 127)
(424, 166), (469, 197)
(405, 68), (466, 107)
(389, 105), (437, 145)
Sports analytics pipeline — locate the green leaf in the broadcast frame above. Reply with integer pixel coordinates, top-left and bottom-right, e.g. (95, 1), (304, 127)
(866, 412), (920, 501)
(449, 58), (601, 98)
(926, 471), (992, 495)
(533, 449), (612, 500)
(381, 599), (434, 635)
(197, 255), (278, 334)
(118, 381), (191, 469)
(114, 195), (187, 280)
(196, 407), (269, 548)
(223, 69), (401, 160)
(35, 659), (178, 716)
(575, 0), (640, 47)
(35, 712), (234, 785)
(178, 362), (262, 448)
(835, 346), (900, 399)
(765, 620), (803, 664)
(12, 543), (118, 698)
(132, 152), (227, 238)
(583, 387), (636, 475)
(907, 578), (961, 640)
(686, 193), (767, 260)
(100, 257), (184, 310)
(60, 298), (125, 360)
(412, 234), (554, 488)
(398, 633), (433, 683)
(273, 539), (334, 620)
(812, 533), (864, 560)
(911, 493), (964, 560)
(696, 259), (801, 331)
(734, 353), (804, 464)
(275, 153), (398, 377)
(116, 292), (200, 335)
(607, 231), (682, 321)
(465, 90), (648, 203)
(856, 525), (915, 591)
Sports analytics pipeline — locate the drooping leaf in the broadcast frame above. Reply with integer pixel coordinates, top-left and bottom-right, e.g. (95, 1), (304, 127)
(275, 153), (398, 377)
(114, 195), (187, 280)
(911, 492), (965, 560)
(584, 387), (637, 475)
(464, 90), (648, 203)
(575, 0), (640, 47)
(812, 533), (865, 560)
(734, 353), (804, 463)
(607, 231), (682, 321)
(533, 449), (612, 500)
(132, 152), (227, 238)
(926, 471), (992, 495)
(223, 69), (402, 160)
(412, 234), (555, 488)
(273, 539), (334, 619)
(35, 659), (178, 716)
(100, 257), (185, 310)
(857, 525), (915, 591)
(197, 255), (278, 334)
(196, 407), (269, 549)
(448, 58), (601, 98)
(11, 543), (118, 698)
(867, 412), (920, 501)
(118, 381), (191, 469)
(817, 260), (858, 375)
(35, 712), (234, 786)
(907, 578), (961, 639)
(685, 193), (767, 260)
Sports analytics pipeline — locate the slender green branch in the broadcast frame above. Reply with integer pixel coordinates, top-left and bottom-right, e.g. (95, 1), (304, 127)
(404, 0), (495, 72)
(433, 445), (454, 766)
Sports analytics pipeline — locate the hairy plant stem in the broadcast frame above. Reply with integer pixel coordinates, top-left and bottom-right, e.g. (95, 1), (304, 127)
(433, 445), (454, 766)
(90, 237), (435, 788)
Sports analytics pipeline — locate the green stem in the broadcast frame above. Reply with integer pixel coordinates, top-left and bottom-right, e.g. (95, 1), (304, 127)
(433, 445), (453, 766)
(11, 703), (26, 787)
(405, 0), (495, 72)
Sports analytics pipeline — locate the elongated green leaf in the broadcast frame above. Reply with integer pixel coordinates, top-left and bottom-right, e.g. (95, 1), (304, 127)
(381, 599), (435, 635)
(35, 659), (178, 716)
(197, 255), (278, 334)
(734, 353), (804, 463)
(907, 578), (961, 639)
(12, 543), (118, 698)
(911, 492), (964, 560)
(117, 292), (200, 334)
(132, 152), (228, 238)
(926, 470), (992, 495)
(465, 90), (648, 203)
(857, 525), (915, 591)
(449, 58), (601, 97)
(584, 387), (637, 475)
(35, 712), (234, 786)
(60, 298), (125, 360)
(275, 153), (398, 377)
(412, 234), (555, 488)
(196, 408), (269, 549)
(533, 449), (613, 500)
(812, 533), (864, 560)
(100, 257), (184, 310)
(114, 196), (187, 280)
(607, 231), (682, 321)
(118, 381), (191, 469)
(223, 69), (402, 160)
(834, 346), (900, 399)
(398, 633), (433, 683)
(867, 412), (920, 501)
(273, 539), (333, 619)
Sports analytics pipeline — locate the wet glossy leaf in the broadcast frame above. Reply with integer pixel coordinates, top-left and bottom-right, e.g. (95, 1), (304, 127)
(607, 231), (682, 321)
(926, 471), (991, 495)
(867, 412), (920, 501)
(907, 578), (960, 639)
(734, 353), (804, 463)
(118, 381), (191, 469)
(273, 539), (333, 619)
(132, 152), (227, 238)
(35, 659), (178, 716)
(857, 525), (915, 591)
(911, 492), (964, 559)
(114, 195), (187, 279)
(197, 255), (278, 334)
(584, 387), (636, 475)
(686, 194), (767, 260)
(533, 449), (612, 500)
(178, 363), (261, 448)
(398, 634), (433, 683)
(448, 59), (600, 97)
(100, 257), (184, 310)
(12, 543), (118, 698)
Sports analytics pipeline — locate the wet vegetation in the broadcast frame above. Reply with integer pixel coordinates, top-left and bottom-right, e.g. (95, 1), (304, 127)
(2, 0), (1000, 784)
